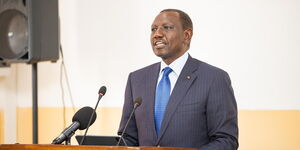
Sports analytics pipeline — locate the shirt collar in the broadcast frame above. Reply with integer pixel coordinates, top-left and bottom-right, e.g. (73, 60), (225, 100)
(159, 51), (189, 76)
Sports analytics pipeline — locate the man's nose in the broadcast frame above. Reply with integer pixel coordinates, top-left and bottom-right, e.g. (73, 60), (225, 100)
(153, 28), (164, 38)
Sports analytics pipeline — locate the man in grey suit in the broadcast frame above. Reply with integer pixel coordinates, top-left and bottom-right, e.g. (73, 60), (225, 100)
(118, 9), (238, 150)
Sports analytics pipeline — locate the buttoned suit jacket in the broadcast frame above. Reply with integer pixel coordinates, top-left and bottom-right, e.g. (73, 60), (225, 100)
(118, 55), (238, 150)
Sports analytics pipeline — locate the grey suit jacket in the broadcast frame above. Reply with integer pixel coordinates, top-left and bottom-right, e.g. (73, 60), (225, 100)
(118, 55), (238, 150)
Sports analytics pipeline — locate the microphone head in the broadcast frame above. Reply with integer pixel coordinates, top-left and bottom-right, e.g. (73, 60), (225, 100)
(98, 86), (107, 96)
(72, 106), (97, 130)
(134, 97), (142, 106)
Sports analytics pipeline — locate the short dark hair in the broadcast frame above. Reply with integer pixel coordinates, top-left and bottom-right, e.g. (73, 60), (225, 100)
(160, 9), (193, 30)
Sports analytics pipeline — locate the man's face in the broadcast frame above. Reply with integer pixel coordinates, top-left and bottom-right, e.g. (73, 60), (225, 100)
(151, 11), (188, 65)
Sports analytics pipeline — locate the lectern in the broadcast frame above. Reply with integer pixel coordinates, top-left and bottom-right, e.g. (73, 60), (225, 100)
(0, 144), (197, 150)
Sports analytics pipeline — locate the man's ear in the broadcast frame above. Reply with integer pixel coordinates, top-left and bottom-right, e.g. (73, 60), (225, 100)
(184, 29), (193, 44)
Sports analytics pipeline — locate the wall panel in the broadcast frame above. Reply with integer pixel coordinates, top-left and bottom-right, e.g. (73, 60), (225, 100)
(15, 108), (300, 149)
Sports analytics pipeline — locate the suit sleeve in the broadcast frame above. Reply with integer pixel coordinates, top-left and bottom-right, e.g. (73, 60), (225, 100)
(199, 71), (239, 150)
(117, 73), (139, 146)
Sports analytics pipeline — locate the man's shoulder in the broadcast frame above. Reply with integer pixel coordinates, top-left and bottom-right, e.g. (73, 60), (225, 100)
(130, 62), (160, 76)
(191, 57), (229, 77)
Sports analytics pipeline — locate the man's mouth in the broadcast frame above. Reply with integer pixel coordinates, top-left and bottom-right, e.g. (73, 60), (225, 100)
(154, 41), (166, 49)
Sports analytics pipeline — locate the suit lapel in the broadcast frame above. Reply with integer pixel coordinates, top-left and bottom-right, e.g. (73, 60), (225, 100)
(156, 56), (199, 144)
(143, 62), (161, 140)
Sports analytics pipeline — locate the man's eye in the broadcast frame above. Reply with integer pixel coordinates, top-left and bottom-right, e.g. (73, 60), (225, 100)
(164, 26), (173, 30)
(151, 27), (157, 32)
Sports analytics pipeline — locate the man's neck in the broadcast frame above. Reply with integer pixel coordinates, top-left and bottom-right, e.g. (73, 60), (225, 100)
(162, 50), (189, 65)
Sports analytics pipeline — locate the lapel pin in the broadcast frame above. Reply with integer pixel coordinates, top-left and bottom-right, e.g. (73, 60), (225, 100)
(186, 76), (191, 80)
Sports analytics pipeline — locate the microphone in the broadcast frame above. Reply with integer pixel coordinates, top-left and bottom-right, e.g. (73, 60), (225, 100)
(80, 86), (107, 145)
(51, 106), (96, 144)
(116, 97), (142, 146)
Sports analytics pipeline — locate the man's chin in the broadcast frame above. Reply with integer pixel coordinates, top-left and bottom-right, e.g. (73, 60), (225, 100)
(153, 49), (167, 57)
(155, 54), (169, 61)
(154, 52), (165, 58)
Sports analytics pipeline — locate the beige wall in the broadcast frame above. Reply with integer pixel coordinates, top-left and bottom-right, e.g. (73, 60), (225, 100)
(238, 110), (300, 150)
(14, 108), (300, 150)
(0, 66), (17, 144)
(16, 107), (122, 144)
(0, 110), (3, 144)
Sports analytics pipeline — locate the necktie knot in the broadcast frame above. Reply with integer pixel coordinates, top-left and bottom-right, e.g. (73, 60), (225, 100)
(163, 67), (172, 77)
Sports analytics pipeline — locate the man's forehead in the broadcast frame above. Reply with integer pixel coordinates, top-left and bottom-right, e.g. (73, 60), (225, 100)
(152, 11), (180, 25)
(156, 11), (179, 20)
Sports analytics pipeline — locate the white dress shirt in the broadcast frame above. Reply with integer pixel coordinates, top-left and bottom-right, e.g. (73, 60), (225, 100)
(156, 52), (189, 94)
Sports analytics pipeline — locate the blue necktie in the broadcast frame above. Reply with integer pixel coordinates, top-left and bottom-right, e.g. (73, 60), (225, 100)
(154, 67), (173, 135)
